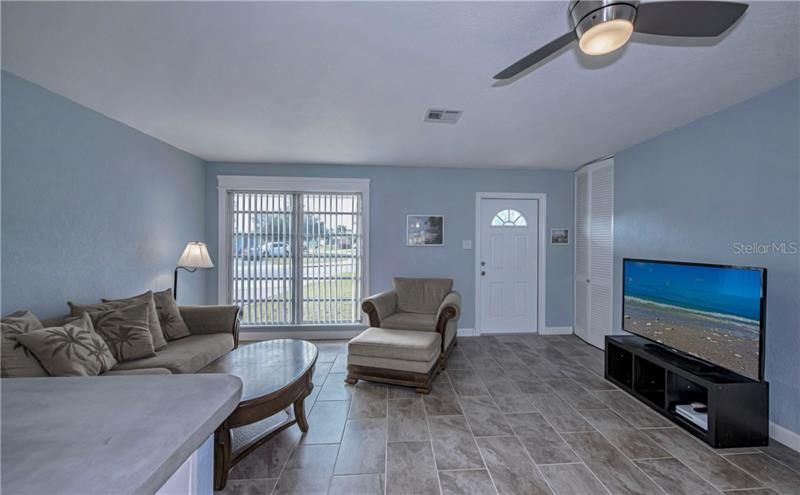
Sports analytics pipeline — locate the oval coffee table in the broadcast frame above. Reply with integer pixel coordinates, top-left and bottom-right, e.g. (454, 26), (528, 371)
(200, 339), (318, 490)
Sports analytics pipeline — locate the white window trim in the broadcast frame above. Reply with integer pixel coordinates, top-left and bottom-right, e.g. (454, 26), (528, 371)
(217, 175), (370, 328)
(475, 192), (547, 335)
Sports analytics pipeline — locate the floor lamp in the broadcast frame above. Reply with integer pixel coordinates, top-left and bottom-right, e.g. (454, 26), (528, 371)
(174, 242), (214, 299)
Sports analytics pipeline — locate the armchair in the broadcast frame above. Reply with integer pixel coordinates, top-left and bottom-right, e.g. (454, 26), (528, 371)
(361, 277), (460, 367)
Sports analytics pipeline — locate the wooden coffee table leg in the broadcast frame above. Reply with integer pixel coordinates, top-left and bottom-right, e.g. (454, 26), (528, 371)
(294, 397), (309, 432)
(214, 421), (232, 491)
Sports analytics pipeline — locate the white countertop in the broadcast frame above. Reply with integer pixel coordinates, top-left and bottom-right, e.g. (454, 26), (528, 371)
(1, 374), (242, 495)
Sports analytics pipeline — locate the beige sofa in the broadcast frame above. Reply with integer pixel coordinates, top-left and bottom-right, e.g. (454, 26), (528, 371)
(3, 305), (240, 377)
(360, 277), (460, 367)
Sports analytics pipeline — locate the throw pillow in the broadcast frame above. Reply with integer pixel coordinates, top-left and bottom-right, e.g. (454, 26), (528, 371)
(1, 310), (48, 377)
(16, 314), (117, 376)
(88, 302), (156, 362)
(100, 291), (168, 351)
(152, 289), (191, 341)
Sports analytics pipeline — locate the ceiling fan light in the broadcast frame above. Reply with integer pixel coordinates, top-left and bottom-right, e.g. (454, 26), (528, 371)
(578, 19), (634, 55)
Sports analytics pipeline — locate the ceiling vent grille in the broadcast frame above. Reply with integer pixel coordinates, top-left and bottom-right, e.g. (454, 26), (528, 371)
(425, 109), (462, 124)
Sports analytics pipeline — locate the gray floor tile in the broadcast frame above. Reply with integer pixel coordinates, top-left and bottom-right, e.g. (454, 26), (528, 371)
(759, 441), (800, 474)
(349, 382), (388, 419)
(539, 463), (610, 495)
(476, 436), (552, 495)
(428, 415), (485, 470)
(388, 384), (420, 399)
(545, 378), (607, 410)
(273, 443), (338, 495)
(331, 352), (348, 373)
(386, 441), (440, 495)
(334, 418), (387, 475)
(579, 408), (671, 460)
(317, 372), (355, 401)
(229, 427), (301, 480)
(439, 469), (497, 495)
(423, 381), (463, 416)
(592, 390), (673, 428)
(215, 478), (278, 495)
(645, 427), (762, 491)
(459, 395), (513, 437)
(725, 453), (800, 494)
(449, 369), (490, 396)
(328, 474), (384, 495)
(506, 412), (579, 465)
(721, 489), (780, 494)
(527, 393), (595, 433)
(302, 400), (349, 444)
(635, 457), (723, 495)
(388, 397), (429, 442)
(561, 431), (663, 494)
(446, 347), (473, 370)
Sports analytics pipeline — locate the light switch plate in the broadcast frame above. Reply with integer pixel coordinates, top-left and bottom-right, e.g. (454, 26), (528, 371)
(462, 240), (472, 250)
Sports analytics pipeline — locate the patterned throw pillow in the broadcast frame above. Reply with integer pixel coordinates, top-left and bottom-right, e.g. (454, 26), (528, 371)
(100, 291), (168, 351)
(88, 302), (156, 362)
(16, 314), (117, 376)
(1, 310), (49, 377)
(152, 289), (191, 341)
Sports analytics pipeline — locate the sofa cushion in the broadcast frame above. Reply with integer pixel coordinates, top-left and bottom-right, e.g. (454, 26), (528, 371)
(88, 302), (156, 362)
(382, 312), (437, 332)
(152, 289), (191, 341)
(101, 291), (168, 350)
(348, 353), (438, 374)
(349, 327), (441, 363)
(102, 367), (172, 376)
(1, 310), (48, 377)
(110, 333), (234, 374)
(393, 278), (453, 314)
(16, 314), (117, 377)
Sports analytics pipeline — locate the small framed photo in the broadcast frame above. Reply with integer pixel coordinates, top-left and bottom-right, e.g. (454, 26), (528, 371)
(407, 215), (444, 246)
(550, 228), (570, 245)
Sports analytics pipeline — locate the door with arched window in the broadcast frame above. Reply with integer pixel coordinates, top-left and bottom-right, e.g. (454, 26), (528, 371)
(477, 197), (540, 334)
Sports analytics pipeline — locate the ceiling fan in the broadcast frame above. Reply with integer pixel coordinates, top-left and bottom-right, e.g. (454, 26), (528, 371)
(494, 0), (749, 81)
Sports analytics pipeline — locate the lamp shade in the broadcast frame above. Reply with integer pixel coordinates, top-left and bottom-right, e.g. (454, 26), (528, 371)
(177, 242), (214, 269)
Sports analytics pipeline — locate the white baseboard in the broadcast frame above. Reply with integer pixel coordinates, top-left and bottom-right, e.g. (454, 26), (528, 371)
(540, 326), (574, 335)
(770, 421), (800, 453)
(457, 328), (476, 337)
(240, 330), (362, 341)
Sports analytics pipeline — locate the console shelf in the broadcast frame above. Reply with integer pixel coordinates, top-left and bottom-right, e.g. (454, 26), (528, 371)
(605, 335), (769, 448)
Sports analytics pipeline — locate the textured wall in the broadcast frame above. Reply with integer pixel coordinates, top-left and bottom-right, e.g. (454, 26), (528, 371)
(1, 72), (207, 317)
(614, 79), (800, 433)
(204, 163), (575, 329)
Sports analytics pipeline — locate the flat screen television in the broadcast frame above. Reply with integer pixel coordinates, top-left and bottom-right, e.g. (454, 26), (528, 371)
(622, 258), (766, 381)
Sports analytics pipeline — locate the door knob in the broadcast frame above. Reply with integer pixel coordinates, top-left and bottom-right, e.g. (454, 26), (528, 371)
(480, 261), (485, 266)
(481, 271), (486, 276)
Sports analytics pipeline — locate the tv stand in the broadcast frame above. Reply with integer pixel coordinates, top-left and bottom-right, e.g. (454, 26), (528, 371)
(605, 335), (769, 448)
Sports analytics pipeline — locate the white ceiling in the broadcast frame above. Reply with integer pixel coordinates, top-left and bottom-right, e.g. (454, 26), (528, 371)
(3, 1), (798, 170)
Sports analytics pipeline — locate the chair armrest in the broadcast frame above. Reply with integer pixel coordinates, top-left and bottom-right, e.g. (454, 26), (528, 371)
(361, 290), (398, 327)
(179, 305), (241, 348)
(436, 291), (461, 323)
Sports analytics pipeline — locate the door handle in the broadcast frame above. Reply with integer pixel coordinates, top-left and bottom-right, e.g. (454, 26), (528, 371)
(480, 261), (486, 266)
(481, 271), (486, 276)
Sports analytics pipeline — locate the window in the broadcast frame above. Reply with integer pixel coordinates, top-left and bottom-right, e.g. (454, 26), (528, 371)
(491, 208), (527, 227)
(219, 177), (369, 327)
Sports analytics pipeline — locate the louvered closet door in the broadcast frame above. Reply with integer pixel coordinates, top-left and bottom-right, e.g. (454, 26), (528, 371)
(574, 158), (614, 349)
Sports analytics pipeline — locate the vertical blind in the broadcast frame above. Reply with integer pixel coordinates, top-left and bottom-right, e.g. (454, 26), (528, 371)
(230, 191), (363, 326)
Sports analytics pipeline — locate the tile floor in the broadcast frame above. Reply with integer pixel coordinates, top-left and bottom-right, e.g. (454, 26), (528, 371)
(218, 334), (800, 495)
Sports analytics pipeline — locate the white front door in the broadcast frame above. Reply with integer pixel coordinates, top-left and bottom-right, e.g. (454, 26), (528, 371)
(478, 198), (539, 334)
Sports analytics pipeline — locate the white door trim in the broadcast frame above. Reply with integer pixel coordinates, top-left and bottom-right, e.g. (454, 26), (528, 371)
(475, 192), (547, 335)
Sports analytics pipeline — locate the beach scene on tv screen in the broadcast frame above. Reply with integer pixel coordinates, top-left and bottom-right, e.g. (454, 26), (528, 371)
(623, 260), (762, 380)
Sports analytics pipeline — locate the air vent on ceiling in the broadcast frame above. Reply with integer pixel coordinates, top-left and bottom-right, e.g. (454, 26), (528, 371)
(424, 109), (462, 124)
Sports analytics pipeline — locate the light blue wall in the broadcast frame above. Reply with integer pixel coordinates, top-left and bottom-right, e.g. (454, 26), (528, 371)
(204, 163), (575, 329)
(1, 71), (208, 317)
(614, 79), (800, 433)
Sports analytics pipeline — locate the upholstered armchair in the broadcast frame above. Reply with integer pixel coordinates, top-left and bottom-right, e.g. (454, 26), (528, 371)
(361, 277), (460, 367)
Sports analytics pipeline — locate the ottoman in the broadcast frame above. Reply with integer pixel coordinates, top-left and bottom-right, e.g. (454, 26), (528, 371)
(345, 327), (442, 394)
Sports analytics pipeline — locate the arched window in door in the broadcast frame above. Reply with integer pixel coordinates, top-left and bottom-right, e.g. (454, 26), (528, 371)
(491, 209), (527, 227)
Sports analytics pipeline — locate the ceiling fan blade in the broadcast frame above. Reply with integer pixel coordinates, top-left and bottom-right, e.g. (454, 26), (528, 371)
(634, 1), (748, 37)
(494, 31), (577, 80)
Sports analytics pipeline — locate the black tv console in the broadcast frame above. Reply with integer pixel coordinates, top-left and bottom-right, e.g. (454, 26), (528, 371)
(605, 335), (769, 448)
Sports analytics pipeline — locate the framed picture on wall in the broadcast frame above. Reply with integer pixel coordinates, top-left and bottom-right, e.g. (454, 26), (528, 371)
(407, 215), (444, 246)
(550, 227), (570, 245)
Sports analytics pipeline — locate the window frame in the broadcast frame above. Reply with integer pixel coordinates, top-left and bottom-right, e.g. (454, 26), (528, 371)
(217, 175), (370, 329)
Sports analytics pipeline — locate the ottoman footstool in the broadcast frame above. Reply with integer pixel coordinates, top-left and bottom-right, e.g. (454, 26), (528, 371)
(345, 327), (442, 394)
